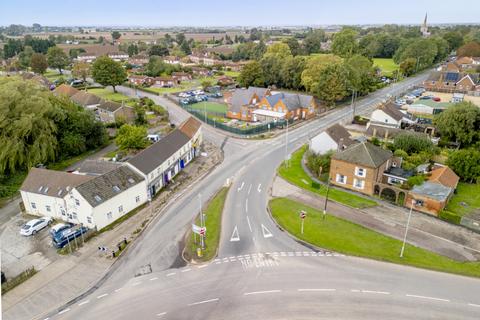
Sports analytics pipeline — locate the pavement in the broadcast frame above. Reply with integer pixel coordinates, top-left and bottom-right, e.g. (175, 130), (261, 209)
(9, 70), (480, 320)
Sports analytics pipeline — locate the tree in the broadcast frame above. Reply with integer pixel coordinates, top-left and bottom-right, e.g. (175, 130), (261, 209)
(148, 44), (169, 57)
(303, 29), (326, 54)
(238, 61), (265, 88)
(47, 46), (69, 74)
(201, 79), (213, 90)
(111, 31), (121, 41)
(115, 124), (149, 150)
(3, 38), (23, 59)
(263, 42), (292, 60)
(457, 41), (480, 57)
(443, 31), (464, 51)
(344, 54), (377, 95)
(434, 102), (480, 147)
(447, 149), (480, 183)
(393, 132), (434, 155)
(394, 38), (438, 71)
(281, 56), (306, 90)
(72, 61), (91, 83)
(30, 53), (48, 74)
(18, 46), (34, 69)
(399, 58), (417, 76)
(332, 28), (359, 58)
(91, 56), (127, 92)
(283, 37), (303, 56)
(180, 40), (192, 55)
(260, 55), (284, 87)
(127, 44), (139, 57)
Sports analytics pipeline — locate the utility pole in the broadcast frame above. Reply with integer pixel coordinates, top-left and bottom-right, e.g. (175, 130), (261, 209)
(285, 118), (289, 167)
(400, 200), (415, 258)
(323, 178), (330, 220)
(198, 194), (204, 249)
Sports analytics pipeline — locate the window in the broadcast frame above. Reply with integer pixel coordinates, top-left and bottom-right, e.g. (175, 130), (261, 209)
(384, 119), (388, 123)
(46, 205), (51, 212)
(135, 195), (140, 203)
(87, 217), (92, 224)
(94, 195), (102, 202)
(118, 205), (123, 213)
(61, 209), (66, 216)
(353, 179), (365, 189)
(75, 199), (80, 206)
(107, 212), (113, 219)
(113, 185), (120, 193)
(31, 202), (36, 209)
(355, 167), (366, 177)
(415, 199), (424, 207)
(336, 174), (346, 184)
(72, 212), (78, 219)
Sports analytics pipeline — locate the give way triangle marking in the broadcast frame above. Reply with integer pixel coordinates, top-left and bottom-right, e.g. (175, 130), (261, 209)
(230, 226), (240, 242)
(261, 224), (273, 238)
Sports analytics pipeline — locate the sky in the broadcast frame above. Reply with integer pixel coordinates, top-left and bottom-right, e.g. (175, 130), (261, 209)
(1, 0), (479, 27)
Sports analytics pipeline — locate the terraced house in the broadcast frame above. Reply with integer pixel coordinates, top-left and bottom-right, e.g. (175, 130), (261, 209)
(226, 87), (318, 122)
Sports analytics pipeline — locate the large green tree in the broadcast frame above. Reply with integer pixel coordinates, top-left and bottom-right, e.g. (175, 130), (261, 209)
(72, 61), (91, 83)
(447, 149), (480, 183)
(443, 31), (464, 51)
(18, 46), (34, 69)
(111, 31), (121, 41)
(344, 54), (377, 95)
(332, 28), (359, 58)
(47, 46), (70, 74)
(92, 55), (127, 92)
(115, 124), (149, 150)
(393, 132), (434, 155)
(281, 56), (307, 90)
(303, 29), (326, 54)
(238, 61), (265, 88)
(434, 102), (480, 147)
(30, 53), (48, 74)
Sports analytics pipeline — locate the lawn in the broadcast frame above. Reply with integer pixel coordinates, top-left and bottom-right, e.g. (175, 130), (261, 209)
(373, 58), (399, 76)
(445, 182), (480, 217)
(278, 146), (377, 209)
(187, 102), (228, 114)
(185, 187), (229, 262)
(146, 84), (191, 94)
(44, 70), (67, 81)
(270, 197), (480, 278)
(87, 88), (134, 104)
(223, 70), (240, 78)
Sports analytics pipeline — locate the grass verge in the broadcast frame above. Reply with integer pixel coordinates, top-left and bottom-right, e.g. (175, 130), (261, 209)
(185, 186), (229, 262)
(270, 197), (480, 278)
(278, 146), (377, 209)
(445, 182), (480, 218)
(1, 267), (37, 295)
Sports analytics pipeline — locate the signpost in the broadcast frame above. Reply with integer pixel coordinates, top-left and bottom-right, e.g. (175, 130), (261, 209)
(299, 210), (307, 234)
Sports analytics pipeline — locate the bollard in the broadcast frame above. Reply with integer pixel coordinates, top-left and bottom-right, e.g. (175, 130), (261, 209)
(124, 237), (127, 245)
(112, 251), (116, 258)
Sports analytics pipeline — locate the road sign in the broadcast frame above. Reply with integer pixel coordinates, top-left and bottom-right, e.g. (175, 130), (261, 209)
(300, 210), (307, 219)
(192, 224), (207, 235)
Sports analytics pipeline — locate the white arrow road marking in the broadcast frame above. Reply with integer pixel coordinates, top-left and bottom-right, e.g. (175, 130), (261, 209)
(248, 184), (252, 194)
(230, 226), (240, 241)
(246, 216), (253, 232)
(237, 182), (244, 192)
(261, 224), (273, 238)
(257, 183), (262, 193)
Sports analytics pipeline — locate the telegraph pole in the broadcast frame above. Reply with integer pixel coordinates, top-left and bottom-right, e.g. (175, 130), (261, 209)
(198, 194), (204, 249)
(285, 119), (289, 167)
(323, 179), (330, 220)
(400, 200), (415, 258)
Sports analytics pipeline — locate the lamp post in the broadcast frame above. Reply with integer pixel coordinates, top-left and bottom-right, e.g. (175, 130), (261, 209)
(400, 199), (415, 258)
(323, 178), (330, 220)
(284, 118), (289, 167)
(198, 194), (205, 249)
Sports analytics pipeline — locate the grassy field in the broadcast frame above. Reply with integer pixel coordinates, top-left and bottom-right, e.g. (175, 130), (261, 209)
(146, 83), (191, 94)
(185, 187), (229, 262)
(44, 70), (68, 81)
(278, 146), (377, 209)
(445, 183), (480, 217)
(373, 58), (399, 76)
(223, 70), (240, 77)
(187, 102), (228, 114)
(270, 197), (480, 278)
(87, 88), (134, 103)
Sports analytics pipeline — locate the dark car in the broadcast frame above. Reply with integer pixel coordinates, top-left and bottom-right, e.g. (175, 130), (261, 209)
(52, 226), (88, 249)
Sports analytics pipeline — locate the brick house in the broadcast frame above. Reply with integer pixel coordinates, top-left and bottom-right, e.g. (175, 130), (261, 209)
(423, 71), (479, 93)
(191, 67), (210, 77)
(329, 142), (393, 196)
(172, 72), (192, 82)
(96, 101), (136, 124)
(153, 76), (178, 87)
(128, 75), (154, 86)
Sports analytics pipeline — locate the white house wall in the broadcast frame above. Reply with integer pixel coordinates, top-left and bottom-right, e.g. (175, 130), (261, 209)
(370, 110), (400, 127)
(309, 132), (338, 154)
(21, 191), (68, 220)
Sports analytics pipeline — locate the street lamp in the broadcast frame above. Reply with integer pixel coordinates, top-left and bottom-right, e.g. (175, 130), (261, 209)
(284, 118), (289, 167)
(198, 194), (205, 249)
(323, 178), (331, 220)
(400, 199), (415, 258)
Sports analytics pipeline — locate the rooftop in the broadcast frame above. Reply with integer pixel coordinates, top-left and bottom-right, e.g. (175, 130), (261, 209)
(74, 159), (123, 176)
(429, 166), (460, 189)
(333, 142), (392, 168)
(410, 181), (453, 201)
(325, 124), (355, 147)
(178, 117), (201, 139)
(71, 91), (103, 107)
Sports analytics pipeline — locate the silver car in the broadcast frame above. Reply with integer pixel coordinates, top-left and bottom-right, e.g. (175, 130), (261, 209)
(20, 217), (53, 236)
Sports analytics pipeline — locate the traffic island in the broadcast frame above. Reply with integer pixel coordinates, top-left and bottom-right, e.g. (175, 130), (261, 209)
(183, 186), (230, 263)
(269, 197), (480, 278)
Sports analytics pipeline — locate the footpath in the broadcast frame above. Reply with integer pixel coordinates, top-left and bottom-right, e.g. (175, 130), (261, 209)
(2, 142), (223, 320)
(272, 176), (480, 262)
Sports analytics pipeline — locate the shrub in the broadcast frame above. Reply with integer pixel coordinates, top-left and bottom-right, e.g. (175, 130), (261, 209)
(393, 132), (434, 155)
(306, 150), (332, 178)
(439, 210), (461, 225)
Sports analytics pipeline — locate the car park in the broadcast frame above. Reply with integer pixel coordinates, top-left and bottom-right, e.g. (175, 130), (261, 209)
(52, 226), (88, 249)
(419, 95), (433, 100)
(49, 222), (74, 238)
(404, 94), (416, 100)
(395, 99), (406, 105)
(20, 217), (53, 236)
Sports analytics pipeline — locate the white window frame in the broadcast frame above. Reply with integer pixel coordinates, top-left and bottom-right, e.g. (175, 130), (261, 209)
(31, 202), (36, 209)
(353, 178), (365, 190)
(355, 167), (366, 178)
(46, 205), (51, 212)
(87, 216), (92, 224)
(107, 212), (113, 220)
(336, 174), (346, 184)
(75, 199), (80, 206)
(135, 195), (140, 203)
(118, 205), (123, 213)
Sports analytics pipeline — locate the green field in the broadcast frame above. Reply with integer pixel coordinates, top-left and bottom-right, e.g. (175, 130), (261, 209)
(186, 187), (229, 262)
(223, 70), (240, 77)
(373, 58), (399, 76)
(445, 183), (480, 217)
(146, 83), (191, 94)
(87, 88), (136, 106)
(187, 102), (228, 114)
(278, 146), (377, 209)
(270, 197), (480, 278)
(44, 70), (67, 81)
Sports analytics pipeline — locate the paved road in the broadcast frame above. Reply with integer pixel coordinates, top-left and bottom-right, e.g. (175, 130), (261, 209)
(40, 71), (480, 320)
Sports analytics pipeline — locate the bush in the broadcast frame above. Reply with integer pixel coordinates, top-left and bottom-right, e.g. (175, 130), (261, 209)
(311, 181), (320, 189)
(1, 267), (37, 294)
(406, 175), (425, 189)
(439, 210), (461, 225)
(305, 150), (332, 178)
(393, 132), (434, 155)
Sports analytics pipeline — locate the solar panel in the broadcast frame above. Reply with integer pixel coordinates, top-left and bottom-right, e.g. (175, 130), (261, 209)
(445, 72), (459, 82)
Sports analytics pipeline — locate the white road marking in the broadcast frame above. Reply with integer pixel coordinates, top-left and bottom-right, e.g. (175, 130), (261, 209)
(248, 184), (252, 195)
(188, 298), (219, 306)
(245, 198), (248, 213)
(58, 308), (70, 315)
(298, 288), (336, 292)
(150, 277), (158, 281)
(229, 257), (237, 262)
(215, 261), (221, 264)
(156, 312), (167, 317)
(114, 288), (123, 292)
(237, 182), (244, 192)
(166, 272), (176, 277)
(468, 303), (480, 308)
(43, 318), (50, 320)
(223, 258), (229, 262)
(244, 290), (281, 296)
(237, 255), (243, 259)
(132, 282), (141, 286)
(97, 293), (109, 299)
(351, 289), (361, 293)
(198, 264), (208, 269)
(406, 294), (450, 302)
(362, 290), (390, 295)
(246, 216), (253, 232)
(181, 268), (191, 273)
(261, 224), (273, 238)
(78, 300), (90, 306)
(257, 183), (262, 193)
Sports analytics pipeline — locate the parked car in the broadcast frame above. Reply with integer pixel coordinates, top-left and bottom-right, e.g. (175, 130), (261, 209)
(404, 95), (416, 100)
(50, 222), (74, 238)
(419, 95), (432, 100)
(52, 226), (88, 249)
(432, 97), (441, 102)
(395, 99), (406, 105)
(69, 79), (85, 87)
(20, 217), (53, 236)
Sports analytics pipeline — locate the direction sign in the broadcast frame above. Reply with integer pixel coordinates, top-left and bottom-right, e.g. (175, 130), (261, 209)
(300, 210), (307, 219)
(192, 224), (207, 235)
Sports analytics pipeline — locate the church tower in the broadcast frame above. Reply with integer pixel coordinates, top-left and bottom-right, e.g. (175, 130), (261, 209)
(420, 13), (430, 37)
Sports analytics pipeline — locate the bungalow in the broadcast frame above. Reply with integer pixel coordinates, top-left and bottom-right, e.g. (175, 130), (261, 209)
(369, 102), (414, 129)
(53, 84), (80, 98)
(423, 71), (480, 93)
(309, 124), (355, 154)
(71, 91), (103, 109)
(128, 75), (154, 86)
(96, 101), (136, 124)
(172, 72), (192, 82)
(191, 66), (210, 77)
(127, 117), (202, 198)
(217, 75), (234, 87)
(108, 52), (129, 62)
(153, 76), (177, 88)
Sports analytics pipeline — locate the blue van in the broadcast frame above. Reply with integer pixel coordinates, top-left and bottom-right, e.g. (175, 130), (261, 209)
(52, 226), (88, 249)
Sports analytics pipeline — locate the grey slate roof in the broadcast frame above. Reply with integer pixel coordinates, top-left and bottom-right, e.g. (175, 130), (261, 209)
(98, 100), (123, 112)
(230, 87), (269, 112)
(282, 93), (313, 110)
(127, 129), (190, 175)
(74, 160), (122, 176)
(75, 166), (144, 207)
(326, 124), (355, 147)
(71, 91), (103, 107)
(410, 181), (452, 201)
(333, 142), (392, 168)
(380, 102), (406, 121)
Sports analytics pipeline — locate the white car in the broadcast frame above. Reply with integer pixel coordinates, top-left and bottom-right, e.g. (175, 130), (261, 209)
(20, 217), (53, 236)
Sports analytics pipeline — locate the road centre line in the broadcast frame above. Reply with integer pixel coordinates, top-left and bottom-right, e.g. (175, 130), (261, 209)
(188, 298), (219, 306)
(362, 290), (390, 295)
(406, 294), (450, 302)
(245, 198), (248, 213)
(58, 308), (70, 315)
(114, 288), (123, 292)
(246, 216), (253, 232)
(166, 272), (176, 277)
(298, 288), (336, 292)
(181, 268), (191, 273)
(132, 282), (141, 286)
(244, 290), (281, 296)
(97, 293), (109, 299)
(150, 277), (159, 281)
(156, 312), (167, 316)
(78, 300), (90, 306)
(468, 303), (480, 308)
(197, 264), (208, 269)
(248, 184), (252, 194)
